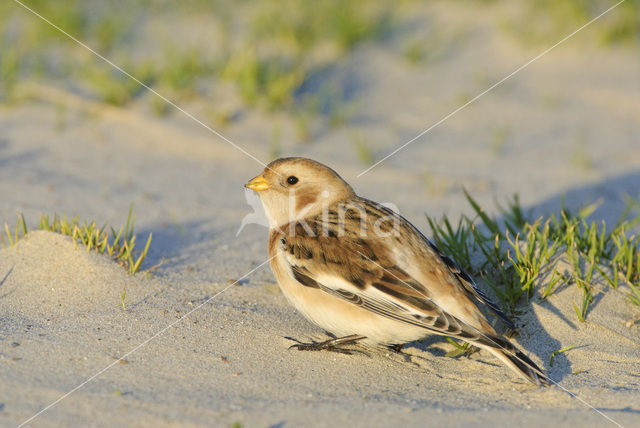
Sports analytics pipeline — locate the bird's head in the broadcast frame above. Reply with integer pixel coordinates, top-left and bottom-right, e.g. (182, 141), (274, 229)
(245, 157), (355, 228)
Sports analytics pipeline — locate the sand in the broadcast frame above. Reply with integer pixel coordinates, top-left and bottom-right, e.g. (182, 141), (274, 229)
(2, 2), (640, 427)
(1, 231), (638, 427)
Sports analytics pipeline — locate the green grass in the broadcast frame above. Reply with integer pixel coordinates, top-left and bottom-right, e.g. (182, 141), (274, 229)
(2, 0), (637, 134)
(1, 205), (154, 276)
(549, 344), (577, 367)
(445, 336), (478, 357)
(489, 125), (509, 156)
(571, 136), (594, 170)
(402, 26), (468, 66)
(1, 0), (393, 123)
(79, 58), (155, 106)
(504, 0), (640, 47)
(219, 0), (392, 115)
(1, 213), (28, 247)
(351, 132), (375, 166)
(403, 39), (426, 65)
(0, 45), (20, 102)
(427, 191), (640, 322)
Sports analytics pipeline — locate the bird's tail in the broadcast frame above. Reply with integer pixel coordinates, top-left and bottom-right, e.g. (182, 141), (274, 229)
(475, 334), (551, 387)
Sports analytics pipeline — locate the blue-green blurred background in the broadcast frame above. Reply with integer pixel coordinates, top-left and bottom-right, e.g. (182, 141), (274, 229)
(1, 1), (638, 137)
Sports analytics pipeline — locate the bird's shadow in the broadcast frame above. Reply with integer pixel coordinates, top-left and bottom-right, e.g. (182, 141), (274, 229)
(136, 218), (218, 274)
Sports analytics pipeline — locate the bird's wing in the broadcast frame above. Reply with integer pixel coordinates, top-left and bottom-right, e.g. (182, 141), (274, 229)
(363, 198), (515, 329)
(278, 219), (488, 342)
(424, 239), (517, 330)
(357, 198), (514, 330)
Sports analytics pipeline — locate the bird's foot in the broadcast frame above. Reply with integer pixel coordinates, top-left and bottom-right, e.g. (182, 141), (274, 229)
(287, 334), (367, 355)
(389, 343), (404, 353)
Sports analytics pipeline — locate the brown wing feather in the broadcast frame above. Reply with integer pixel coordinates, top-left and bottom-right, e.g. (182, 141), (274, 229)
(425, 239), (517, 330)
(276, 211), (491, 341)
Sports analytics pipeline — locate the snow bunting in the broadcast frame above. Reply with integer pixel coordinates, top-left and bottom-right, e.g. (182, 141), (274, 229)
(246, 157), (549, 386)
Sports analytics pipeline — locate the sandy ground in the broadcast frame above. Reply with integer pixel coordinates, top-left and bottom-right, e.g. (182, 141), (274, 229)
(2, 3), (640, 427)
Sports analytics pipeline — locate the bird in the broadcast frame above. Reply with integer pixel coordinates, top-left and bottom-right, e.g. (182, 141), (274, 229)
(245, 157), (550, 386)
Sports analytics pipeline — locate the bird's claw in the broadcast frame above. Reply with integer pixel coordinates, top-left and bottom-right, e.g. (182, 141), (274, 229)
(287, 334), (367, 355)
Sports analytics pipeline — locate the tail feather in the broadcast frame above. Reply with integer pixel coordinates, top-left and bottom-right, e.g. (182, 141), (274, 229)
(475, 335), (551, 386)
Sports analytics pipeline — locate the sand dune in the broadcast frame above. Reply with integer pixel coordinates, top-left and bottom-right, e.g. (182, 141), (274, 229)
(1, 2), (640, 426)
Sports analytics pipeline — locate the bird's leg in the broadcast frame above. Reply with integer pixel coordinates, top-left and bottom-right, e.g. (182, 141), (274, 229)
(288, 334), (367, 355)
(389, 343), (404, 353)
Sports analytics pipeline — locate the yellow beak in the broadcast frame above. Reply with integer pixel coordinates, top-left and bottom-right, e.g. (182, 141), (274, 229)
(245, 173), (270, 191)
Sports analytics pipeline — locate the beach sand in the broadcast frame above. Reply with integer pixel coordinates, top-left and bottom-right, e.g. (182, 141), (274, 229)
(1, 2), (640, 427)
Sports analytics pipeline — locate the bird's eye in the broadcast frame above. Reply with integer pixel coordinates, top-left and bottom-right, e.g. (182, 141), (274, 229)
(286, 176), (299, 185)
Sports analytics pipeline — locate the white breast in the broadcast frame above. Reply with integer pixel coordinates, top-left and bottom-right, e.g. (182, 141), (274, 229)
(270, 251), (428, 345)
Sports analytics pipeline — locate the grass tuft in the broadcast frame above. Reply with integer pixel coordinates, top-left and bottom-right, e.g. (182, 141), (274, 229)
(504, 0), (640, 47)
(2, 205), (153, 275)
(427, 191), (640, 322)
(0, 0), (395, 129)
(1, 213), (28, 247)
